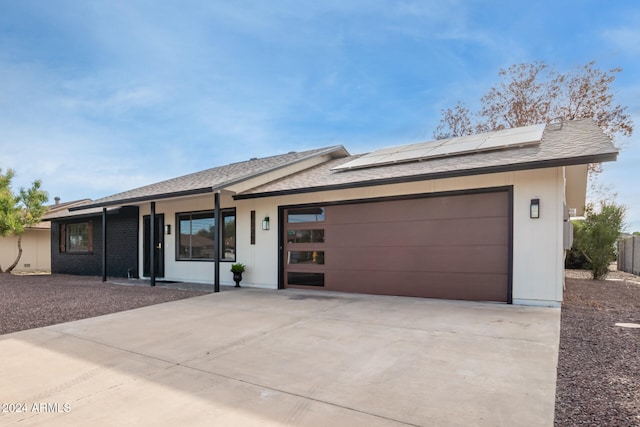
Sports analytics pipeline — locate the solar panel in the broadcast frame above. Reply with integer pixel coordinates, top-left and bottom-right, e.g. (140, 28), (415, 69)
(332, 123), (545, 171)
(478, 124), (545, 150)
(426, 138), (485, 158)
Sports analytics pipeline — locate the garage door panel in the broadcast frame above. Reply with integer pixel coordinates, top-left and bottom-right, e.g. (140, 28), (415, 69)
(327, 217), (508, 247)
(283, 190), (510, 302)
(329, 193), (507, 223)
(328, 245), (507, 274)
(325, 270), (508, 302)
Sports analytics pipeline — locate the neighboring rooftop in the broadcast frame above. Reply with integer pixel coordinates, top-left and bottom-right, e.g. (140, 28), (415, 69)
(47, 198), (92, 212)
(40, 198), (93, 223)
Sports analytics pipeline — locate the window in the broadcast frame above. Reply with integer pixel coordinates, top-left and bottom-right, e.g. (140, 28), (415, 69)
(284, 207), (326, 288)
(287, 251), (325, 265)
(287, 207), (325, 223)
(60, 221), (93, 253)
(221, 211), (236, 260)
(287, 272), (324, 286)
(287, 229), (324, 244)
(176, 209), (235, 261)
(250, 210), (256, 245)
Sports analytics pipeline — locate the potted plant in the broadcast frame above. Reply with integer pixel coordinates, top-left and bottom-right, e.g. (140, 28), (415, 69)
(230, 263), (245, 287)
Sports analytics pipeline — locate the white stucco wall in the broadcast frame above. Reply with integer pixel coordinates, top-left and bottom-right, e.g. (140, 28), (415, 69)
(138, 194), (238, 286)
(511, 168), (565, 306)
(136, 167), (568, 306)
(0, 228), (51, 272)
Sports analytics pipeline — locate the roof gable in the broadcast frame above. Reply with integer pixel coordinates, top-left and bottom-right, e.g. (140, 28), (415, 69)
(73, 145), (348, 210)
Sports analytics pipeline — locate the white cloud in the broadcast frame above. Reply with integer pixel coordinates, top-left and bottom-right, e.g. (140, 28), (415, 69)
(58, 83), (167, 116)
(602, 26), (640, 55)
(1, 0), (638, 219)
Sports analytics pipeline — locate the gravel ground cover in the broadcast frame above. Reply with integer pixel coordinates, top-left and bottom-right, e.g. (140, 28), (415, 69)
(555, 270), (640, 426)
(0, 274), (207, 335)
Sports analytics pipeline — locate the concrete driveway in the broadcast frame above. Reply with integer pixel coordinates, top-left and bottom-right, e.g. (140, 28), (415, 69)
(0, 288), (560, 426)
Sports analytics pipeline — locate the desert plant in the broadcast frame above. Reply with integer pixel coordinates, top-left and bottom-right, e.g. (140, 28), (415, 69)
(565, 221), (590, 270)
(0, 168), (49, 273)
(572, 202), (625, 280)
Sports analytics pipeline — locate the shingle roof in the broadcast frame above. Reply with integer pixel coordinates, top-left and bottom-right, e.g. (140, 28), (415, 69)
(236, 119), (618, 199)
(73, 146), (347, 210)
(43, 205), (113, 220)
(41, 199), (94, 221)
(47, 199), (92, 211)
(68, 119), (618, 209)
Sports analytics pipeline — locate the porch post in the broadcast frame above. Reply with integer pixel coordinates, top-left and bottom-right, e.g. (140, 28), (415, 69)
(214, 192), (220, 292)
(150, 201), (156, 287)
(102, 207), (107, 282)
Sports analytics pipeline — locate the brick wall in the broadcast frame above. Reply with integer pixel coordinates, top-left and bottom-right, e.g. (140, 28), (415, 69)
(51, 206), (139, 278)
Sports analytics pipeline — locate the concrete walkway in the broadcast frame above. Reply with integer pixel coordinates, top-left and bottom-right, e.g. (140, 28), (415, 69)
(0, 288), (560, 426)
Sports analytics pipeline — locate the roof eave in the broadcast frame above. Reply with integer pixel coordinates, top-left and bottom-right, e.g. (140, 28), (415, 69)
(69, 187), (215, 211)
(212, 146), (348, 192)
(43, 206), (128, 221)
(234, 151), (618, 200)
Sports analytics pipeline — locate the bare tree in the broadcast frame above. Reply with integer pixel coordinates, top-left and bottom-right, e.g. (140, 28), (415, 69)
(433, 102), (475, 140)
(434, 61), (633, 142)
(479, 62), (559, 131)
(552, 61), (633, 138)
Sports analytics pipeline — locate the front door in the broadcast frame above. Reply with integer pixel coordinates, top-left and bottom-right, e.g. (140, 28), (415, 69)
(143, 214), (165, 278)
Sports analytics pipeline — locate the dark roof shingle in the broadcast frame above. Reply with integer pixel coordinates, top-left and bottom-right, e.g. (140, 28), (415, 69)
(73, 146), (347, 210)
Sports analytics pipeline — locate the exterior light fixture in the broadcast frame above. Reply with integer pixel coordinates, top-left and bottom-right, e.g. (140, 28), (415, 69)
(262, 216), (270, 230)
(165, 224), (171, 235)
(530, 199), (540, 219)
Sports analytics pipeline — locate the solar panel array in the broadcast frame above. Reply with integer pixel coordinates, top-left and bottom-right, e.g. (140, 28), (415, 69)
(332, 123), (546, 171)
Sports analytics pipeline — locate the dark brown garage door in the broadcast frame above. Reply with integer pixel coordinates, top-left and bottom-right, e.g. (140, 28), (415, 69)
(283, 190), (511, 302)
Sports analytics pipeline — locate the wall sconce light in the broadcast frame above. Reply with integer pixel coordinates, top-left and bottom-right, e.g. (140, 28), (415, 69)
(530, 199), (540, 219)
(262, 216), (270, 230)
(165, 224), (171, 235)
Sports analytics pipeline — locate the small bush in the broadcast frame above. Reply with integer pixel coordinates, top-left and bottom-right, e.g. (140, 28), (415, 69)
(566, 221), (589, 269)
(565, 247), (590, 270)
(571, 202), (625, 280)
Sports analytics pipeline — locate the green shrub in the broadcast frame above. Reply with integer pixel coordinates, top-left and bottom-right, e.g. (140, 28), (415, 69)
(571, 202), (625, 280)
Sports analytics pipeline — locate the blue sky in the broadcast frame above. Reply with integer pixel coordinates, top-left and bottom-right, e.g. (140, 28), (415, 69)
(1, 1), (638, 230)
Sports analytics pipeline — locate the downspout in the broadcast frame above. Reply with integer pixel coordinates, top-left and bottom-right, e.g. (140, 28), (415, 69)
(102, 207), (107, 282)
(150, 202), (156, 287)
(214, 192), (220, 292)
